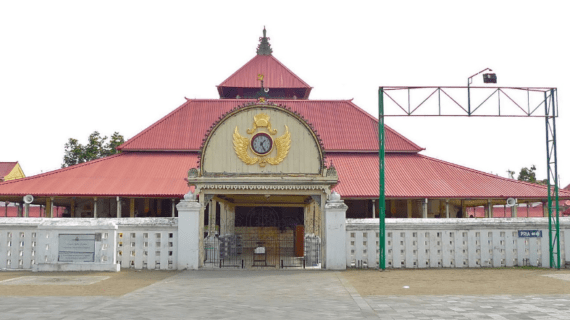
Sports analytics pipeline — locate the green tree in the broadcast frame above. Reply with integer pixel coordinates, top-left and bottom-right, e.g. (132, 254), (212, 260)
(517, 165), (537, 183)
(62, 131), (125, 168)
(62, 138), (84, 167)
(102, 132), (125, 157)
(516, 165), (547, 185)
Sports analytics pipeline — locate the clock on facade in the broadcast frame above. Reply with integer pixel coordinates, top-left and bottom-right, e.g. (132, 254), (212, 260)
(250, 132), (273, 155)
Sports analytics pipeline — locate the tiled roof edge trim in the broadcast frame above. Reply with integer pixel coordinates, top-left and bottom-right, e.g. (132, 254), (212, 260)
(0, 153), (124, 188)
(345, 100), (424, 152)
(118, 99), (192, 150)
(217, 55), (258, 87)
(418, 154), (570, 196)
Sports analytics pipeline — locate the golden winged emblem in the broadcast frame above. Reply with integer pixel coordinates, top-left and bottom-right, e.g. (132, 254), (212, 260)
(233, 113), (291, 167)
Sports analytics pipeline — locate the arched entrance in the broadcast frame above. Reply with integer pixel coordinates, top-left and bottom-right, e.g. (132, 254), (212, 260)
(187, 102), (338, 269)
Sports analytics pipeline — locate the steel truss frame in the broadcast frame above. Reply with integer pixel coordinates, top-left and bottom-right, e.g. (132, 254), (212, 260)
(378, 86), (560, 270)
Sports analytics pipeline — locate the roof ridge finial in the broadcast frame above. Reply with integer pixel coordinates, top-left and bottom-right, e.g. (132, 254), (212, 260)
(256, 26), (273, 56)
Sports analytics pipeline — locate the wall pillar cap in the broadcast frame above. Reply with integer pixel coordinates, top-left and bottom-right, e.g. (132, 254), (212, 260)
(325, 191), (347, 210)
(183, 190), (197, 201)
(177, 190), (201, 211)
(329, 191), (341, 201)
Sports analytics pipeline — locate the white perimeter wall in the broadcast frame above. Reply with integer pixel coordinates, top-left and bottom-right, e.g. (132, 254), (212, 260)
(347, 218), (570, 269)
(0, 218), (177, 271)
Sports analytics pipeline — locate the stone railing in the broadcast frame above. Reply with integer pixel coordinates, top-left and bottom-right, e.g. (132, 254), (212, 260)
(0, 218), (177, 271)
(347, 218), (570, 269)
(115, 218), (178, 270)
(0, 219), (40, 270)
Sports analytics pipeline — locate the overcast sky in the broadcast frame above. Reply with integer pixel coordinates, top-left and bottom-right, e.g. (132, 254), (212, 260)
(1, 1), (568, 189)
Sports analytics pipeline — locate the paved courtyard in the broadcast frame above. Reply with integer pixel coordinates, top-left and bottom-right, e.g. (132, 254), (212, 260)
(1, 270), (570, 319)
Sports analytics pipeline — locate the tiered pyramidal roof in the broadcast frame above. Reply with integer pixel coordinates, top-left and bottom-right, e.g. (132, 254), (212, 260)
(2, 28), (568, 200)
(217, 28), (312, 99)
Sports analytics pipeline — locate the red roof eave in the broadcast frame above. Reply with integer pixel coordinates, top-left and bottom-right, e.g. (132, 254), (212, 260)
(0, 153), (196, 198)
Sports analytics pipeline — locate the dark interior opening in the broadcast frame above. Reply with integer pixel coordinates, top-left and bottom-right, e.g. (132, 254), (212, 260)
(235, 206), (303, 230)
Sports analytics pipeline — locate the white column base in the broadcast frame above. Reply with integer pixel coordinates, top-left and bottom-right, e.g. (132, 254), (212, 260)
(324, 193), (348, 270)
(176, 194), (202, 270)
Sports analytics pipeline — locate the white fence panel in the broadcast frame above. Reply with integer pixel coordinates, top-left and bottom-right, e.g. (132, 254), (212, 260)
(429, 231), (440, 268)
(116, 228), (177, 270)
(529, 237), (539, 266)
(454, 231), (466, 268)
(404, 231), (414, 268)
(347, 218), (570, 269)
(442, 231), (453, 268)
(417, 231), (427, 268)
(0, 226), (37, 270)
(347, 231), (354, 267)
(480, 231), (490, 267)
(505, 231), (515, 267)
(541, 229), (550, 268)
(367, 231), (378, 268)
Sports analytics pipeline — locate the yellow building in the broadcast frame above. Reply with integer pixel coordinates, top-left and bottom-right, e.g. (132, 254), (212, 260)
(0, 162), (25, 182)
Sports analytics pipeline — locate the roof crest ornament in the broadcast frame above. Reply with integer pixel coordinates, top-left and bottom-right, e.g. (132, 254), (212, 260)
(256, 26), (273, 56)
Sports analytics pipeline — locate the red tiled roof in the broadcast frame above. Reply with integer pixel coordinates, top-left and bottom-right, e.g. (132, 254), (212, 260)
(118, 99), (424, 153)
(0, 153), (196, 197)
(329, 153), (570, 199)
(218, 55), (311, 89)
(2, 152), (568, 200)
(0, 162), (18, 178)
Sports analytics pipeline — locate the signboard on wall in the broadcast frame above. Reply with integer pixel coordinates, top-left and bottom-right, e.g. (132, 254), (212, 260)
(58, 234), (96, 262)
(518, 230), (542, 238)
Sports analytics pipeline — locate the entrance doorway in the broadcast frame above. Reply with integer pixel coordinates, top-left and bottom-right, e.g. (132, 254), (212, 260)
(204, 205), (319, 269)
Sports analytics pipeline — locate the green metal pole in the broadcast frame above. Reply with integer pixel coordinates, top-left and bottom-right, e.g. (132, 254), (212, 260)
(551, 89), (560, 269)
(379, 87), (386, 270)
(544, 91), (553, 268)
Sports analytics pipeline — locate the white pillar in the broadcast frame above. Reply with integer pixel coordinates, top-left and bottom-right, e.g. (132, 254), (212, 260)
(93, 197), (98, 218)
(372, 199), (375, 218)
(511, 204), (517, 218)
(423, 198), (428, 218)
(171, 199), (176, 217)
(487, 200), (492, 218)
(24, 203), (30, 217)
(445, 199), (450, 218)
(116, 197), (121, 218)
(324, 191), (347, 270)
(176, 191), (202, 270)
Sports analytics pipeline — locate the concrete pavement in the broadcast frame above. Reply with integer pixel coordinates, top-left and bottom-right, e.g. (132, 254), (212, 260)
(0, 270), (569, 319)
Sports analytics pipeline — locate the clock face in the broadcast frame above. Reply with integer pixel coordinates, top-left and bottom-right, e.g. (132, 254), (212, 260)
(251, 133), (273, 155)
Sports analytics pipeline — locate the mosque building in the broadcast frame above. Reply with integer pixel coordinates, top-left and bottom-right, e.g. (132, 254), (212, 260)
(1, 28), (568, 241)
